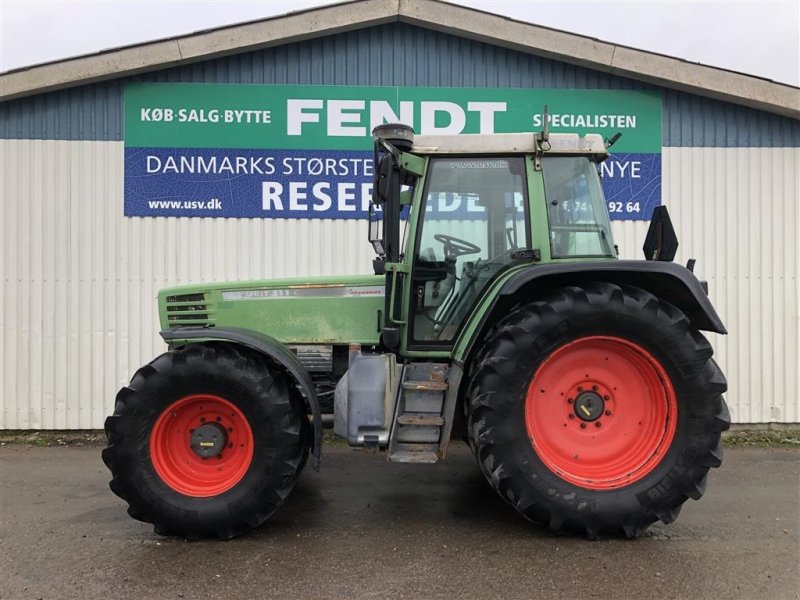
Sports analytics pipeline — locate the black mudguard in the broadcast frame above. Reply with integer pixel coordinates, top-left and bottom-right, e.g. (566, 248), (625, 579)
(160, 326), (323, 470)
(499, 260), (726, 334)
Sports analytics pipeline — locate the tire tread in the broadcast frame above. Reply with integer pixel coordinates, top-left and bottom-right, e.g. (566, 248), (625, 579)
(466, 282), (730, 539)
(103, 343), (310, 540)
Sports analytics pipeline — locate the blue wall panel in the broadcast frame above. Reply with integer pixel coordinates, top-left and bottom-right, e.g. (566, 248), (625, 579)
(2, 22), (798, 146)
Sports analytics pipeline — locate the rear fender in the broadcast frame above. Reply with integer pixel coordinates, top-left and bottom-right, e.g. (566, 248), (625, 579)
(459, 260), (726, 367)
(160, 326), (322, 470)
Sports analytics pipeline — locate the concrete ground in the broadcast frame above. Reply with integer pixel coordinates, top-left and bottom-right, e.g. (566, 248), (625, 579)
(1, 444), (798, 600)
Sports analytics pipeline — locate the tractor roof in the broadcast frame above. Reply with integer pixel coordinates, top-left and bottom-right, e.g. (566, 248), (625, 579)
(411, 132), (608, 159)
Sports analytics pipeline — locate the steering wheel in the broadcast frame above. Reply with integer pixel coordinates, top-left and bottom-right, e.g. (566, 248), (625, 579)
(434, 233), (482, 259)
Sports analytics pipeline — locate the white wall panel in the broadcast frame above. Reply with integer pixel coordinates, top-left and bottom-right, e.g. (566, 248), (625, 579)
(1, 140), (374, 429)
(1, 141), (798, 428)
(612, 147), (799, 424)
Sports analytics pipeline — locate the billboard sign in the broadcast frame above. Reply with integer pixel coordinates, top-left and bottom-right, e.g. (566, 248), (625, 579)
(124, 83), (662, 220)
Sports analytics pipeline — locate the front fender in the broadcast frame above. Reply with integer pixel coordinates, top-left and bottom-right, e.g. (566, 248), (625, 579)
(160, 326), (322, 471)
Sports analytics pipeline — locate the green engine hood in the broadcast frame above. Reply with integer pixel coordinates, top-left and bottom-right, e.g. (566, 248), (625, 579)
(159, 274), (385, 345)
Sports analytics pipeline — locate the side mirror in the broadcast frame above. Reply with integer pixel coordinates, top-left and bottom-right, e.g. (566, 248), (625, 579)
(371, 123), (414, 205)
(370, 124), (415, 265)
(373, 154), (397, 205)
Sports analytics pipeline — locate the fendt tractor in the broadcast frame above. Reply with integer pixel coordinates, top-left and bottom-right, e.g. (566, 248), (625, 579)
(104, 121), (730, 540)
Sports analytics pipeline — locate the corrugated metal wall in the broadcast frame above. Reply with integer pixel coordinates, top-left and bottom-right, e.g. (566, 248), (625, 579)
(2, 140), (797, 428)
(615, 147), (800, 424)
(0, 140), (371, 428)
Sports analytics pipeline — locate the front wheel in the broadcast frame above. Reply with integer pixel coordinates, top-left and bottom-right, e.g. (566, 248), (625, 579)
(103, 343), (309, 540)
(466, 283), (730, 538)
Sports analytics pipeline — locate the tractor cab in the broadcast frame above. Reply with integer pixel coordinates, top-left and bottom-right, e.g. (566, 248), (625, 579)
(369, 124), (616, 350)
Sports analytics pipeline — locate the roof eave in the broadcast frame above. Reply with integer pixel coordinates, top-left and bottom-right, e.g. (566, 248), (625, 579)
(0, 0), (400, 101)
(1, 0), (797, 120)
(397, 0), (800, 120)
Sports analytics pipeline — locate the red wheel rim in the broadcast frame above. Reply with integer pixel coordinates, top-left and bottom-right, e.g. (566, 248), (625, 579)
(150, 394), (254, 497)
(525, 336), (677, 490)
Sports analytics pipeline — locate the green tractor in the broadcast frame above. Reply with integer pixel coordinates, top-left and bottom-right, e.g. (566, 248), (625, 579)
(103, 122), (729, 540)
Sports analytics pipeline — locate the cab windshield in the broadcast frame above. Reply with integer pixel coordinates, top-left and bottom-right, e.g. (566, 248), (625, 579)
(412, 156), (529, 342)
(543, 156), (615, 258)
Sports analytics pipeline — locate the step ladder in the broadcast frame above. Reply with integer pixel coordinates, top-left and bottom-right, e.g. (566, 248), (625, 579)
(388, 363), (453, 464)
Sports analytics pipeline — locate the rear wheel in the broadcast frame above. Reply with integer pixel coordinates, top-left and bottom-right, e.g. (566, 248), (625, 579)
(466, 283), (729, 538)
(103, 343), (309, 540)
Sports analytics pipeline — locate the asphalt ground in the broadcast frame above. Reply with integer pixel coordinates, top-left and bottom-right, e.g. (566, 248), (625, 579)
(1, 444), (798, 600)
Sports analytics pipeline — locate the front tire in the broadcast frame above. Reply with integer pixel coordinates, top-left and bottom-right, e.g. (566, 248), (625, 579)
(466, 283), (729, 538)
(103, 343), (309, 540)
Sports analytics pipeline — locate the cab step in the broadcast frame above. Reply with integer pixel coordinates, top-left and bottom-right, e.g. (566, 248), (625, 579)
(402, 380), (449, 392)
(388, 443), (440, 464)
(396, 413), (446, 426)
(388, 363), (451, 463)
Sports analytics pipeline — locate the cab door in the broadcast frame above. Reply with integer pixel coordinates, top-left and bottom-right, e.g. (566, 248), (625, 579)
(405, 156), (531, 351)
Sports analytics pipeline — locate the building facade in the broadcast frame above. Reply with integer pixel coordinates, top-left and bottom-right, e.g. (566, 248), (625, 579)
(1, 0), (798, 428)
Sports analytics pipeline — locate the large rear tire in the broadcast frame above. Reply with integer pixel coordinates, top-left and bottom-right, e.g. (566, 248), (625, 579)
(103, 343), (309, 540)
(466, 282), (729, 539)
